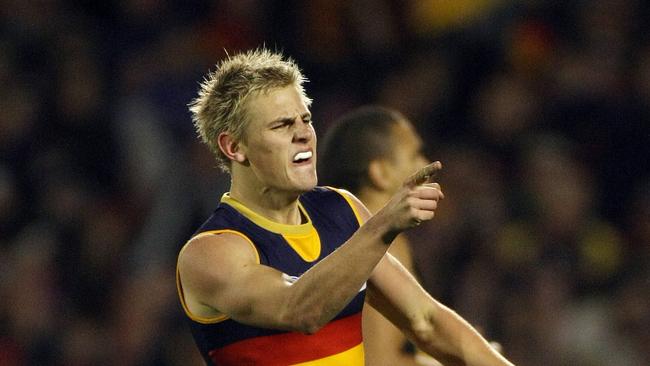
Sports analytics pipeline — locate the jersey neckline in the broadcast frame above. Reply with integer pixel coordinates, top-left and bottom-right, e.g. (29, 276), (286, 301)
(221, 193), (314, 236)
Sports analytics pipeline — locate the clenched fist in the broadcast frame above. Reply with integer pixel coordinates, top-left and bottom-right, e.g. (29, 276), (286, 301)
(376, 161), (444, 243)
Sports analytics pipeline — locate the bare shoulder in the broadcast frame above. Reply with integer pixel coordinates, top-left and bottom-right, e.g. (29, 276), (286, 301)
(178, 231), (259, 292)
(179, 230), (259, 268)
(177, 231), (262, 319)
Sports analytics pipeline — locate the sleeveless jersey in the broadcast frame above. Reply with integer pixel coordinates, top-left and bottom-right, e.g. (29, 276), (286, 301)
(176, 187), (366, 365)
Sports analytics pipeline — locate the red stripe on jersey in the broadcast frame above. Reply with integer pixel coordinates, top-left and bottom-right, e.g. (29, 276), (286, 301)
(209, 312), (362, 366)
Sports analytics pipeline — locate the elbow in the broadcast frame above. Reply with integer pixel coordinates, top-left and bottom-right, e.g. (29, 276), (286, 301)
(279, 288), (332, 334)
(278, 305), (328, 334)
(411, 318), (437, 345)
(290, 312), (327, 334)
(298, 321), (323, 335)
(409, 305), (445, 346)
(298, 308), (330, 334)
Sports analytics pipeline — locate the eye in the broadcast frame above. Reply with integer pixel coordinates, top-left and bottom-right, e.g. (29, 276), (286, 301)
(271, 120), (294, 129)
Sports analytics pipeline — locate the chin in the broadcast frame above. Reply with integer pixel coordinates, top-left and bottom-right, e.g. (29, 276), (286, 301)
(293, 176), (318, 193)
(297, 181), (318, 193)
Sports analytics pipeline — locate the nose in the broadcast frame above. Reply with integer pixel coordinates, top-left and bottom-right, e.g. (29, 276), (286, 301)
(292, 116), (313, 143)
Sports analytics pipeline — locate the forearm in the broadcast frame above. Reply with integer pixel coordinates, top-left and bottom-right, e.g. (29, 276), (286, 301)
(412, 302), (513, 366)
(367, 256), (511, 365)
(240, 165), (442, 332)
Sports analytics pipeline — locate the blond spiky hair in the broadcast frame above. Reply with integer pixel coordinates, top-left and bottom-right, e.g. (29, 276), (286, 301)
(189, 48), (311, 172)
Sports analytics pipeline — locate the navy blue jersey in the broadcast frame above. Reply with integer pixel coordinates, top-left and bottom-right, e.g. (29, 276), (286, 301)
(176, 187), (366, 365)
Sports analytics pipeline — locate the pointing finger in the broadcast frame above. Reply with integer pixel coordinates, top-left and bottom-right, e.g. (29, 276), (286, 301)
(404, 161), (443, 188)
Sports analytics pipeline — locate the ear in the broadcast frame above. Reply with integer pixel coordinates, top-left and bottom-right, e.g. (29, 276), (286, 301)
(368, 159), (392, 191)
(217, 132), (247, 164)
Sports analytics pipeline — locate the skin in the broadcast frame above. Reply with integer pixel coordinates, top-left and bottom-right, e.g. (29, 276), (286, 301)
(357, 119), (434, 366)
(178, 85), (514, 366)
(221, 84), (318, 223)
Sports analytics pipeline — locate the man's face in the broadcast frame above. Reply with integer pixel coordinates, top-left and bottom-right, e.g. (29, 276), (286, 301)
(239, 85), (317, 194)
(384, 119), (429, 193)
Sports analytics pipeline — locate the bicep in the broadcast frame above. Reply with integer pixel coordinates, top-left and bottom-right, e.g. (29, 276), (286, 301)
(177, 233), (293, 328)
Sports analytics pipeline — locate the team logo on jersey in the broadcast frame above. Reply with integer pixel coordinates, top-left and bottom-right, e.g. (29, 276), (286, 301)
(283, 274), (300, 283)
(283, 273), (366, 292)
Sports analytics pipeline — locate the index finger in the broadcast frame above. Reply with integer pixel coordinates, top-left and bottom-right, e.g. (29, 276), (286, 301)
(404, 161), (442, 188)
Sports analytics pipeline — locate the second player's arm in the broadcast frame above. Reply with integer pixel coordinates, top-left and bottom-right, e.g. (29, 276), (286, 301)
(364, 252), (514, 366)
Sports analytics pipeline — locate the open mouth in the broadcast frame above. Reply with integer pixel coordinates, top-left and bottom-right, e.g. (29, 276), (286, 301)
(293, 151), (313, 164)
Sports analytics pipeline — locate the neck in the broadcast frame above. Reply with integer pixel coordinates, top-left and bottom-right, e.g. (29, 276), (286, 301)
(229, 175), (303, 226)
(355, 186), (391, 215)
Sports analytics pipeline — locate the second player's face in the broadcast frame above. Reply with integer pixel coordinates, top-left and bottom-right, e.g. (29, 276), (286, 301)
(240, 85), (317, 194)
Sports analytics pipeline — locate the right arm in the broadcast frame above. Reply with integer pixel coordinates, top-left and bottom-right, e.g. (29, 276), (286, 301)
(177, 162), (443, 334)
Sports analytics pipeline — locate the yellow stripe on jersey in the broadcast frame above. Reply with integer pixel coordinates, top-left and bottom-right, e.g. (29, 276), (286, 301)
(325, 187), (365, 225)
(282, 228), (322, 262)
(293, 343), (365, 366)
(221, 193), (314, 235)
(222, 193), (322, 261)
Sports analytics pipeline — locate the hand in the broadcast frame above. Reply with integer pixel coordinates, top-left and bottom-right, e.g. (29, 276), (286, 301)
(377, 162), (444, 241)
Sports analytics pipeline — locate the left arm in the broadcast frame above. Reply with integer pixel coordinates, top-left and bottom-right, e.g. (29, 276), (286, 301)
(366, 254), (514, 366)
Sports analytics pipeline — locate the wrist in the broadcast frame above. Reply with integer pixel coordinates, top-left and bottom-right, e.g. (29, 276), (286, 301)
(364, 210), (400, 245)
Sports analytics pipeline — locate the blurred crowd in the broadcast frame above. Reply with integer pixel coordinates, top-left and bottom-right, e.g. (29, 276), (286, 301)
(0, 1), (648, 365)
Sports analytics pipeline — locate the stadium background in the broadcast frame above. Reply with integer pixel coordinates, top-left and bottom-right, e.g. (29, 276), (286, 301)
(1, 1), (649, 365)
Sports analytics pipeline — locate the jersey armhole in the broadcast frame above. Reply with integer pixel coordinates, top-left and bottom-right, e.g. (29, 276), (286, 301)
(176, 229), (260, 324)
(324, 186), (366, 226)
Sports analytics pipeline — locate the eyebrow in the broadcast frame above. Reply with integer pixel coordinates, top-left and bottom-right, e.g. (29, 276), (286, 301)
(267, 112), (311, 126)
